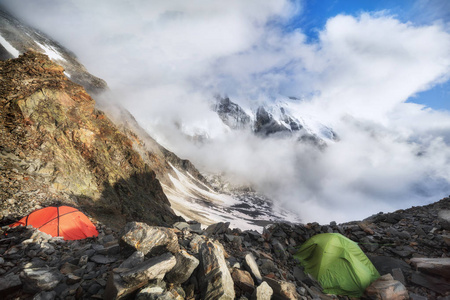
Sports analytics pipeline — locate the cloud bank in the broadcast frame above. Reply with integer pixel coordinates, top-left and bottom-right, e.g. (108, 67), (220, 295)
(3, 0), (450, 223)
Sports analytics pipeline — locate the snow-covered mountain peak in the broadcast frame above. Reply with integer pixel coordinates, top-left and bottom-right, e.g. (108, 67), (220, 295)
(212, 95), (338, 144)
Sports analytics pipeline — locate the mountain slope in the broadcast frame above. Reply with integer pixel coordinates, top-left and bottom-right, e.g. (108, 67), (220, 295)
(0, 51), (180, 227)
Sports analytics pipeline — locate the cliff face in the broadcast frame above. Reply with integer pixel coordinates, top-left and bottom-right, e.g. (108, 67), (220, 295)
(0, 51), (180, 228)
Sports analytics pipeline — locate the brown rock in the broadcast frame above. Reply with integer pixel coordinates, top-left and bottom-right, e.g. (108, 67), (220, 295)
(232, 268), (255, 295)
(263, 277), (299, 300)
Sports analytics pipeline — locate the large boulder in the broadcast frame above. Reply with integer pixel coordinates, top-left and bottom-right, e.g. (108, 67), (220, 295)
(165, 250), (200, 284)
(199, 240), (235, 300)
(104, 253), (176, 299)
(120, 222), (179, 257)
(231, 268), (255, 295)
(119, 251), (145, 269)
(263, 277), (299, 300)
(205, 222), (230, 236)
(364, 274), (409, 300)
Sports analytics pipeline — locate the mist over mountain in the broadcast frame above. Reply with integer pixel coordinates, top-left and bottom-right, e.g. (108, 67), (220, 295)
(2, 0), (450, 223)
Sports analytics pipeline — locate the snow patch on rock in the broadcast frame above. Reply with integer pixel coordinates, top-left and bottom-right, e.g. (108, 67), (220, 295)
(0, 34), (19, 57)
(35, 41), (65, 62)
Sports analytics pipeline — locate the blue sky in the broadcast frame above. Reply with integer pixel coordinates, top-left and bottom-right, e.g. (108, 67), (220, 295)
(286, 0), (450, 110)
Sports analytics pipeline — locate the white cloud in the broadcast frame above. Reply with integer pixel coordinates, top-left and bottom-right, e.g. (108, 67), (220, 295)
(3, 0), (450, 223)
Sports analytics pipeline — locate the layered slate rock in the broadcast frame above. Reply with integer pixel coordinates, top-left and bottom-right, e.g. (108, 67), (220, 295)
(199, 240), (235, 300)
(120, 222), (179, 257)
(410, 257), (450, 278)
(104, 253), (176, 299)
(165, 250), (200, 284)
(232, 268), (255, 295)
(205, 222), (230, 236)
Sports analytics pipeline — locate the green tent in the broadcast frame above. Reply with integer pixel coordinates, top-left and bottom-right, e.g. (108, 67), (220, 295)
(294, 233), (379, 297)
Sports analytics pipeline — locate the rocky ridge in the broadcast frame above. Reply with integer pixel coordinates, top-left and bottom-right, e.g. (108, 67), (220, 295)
(0, 7), (107, 94)
(0, 197), (448, 299)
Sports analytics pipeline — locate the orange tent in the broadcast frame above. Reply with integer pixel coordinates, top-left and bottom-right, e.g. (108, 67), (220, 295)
(10, 206), (98, 240)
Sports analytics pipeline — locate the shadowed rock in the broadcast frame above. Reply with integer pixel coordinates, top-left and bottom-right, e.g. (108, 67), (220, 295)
(410, 257), (450, 278)
(232, 268), (255, 295)
(244, 253), (262, 284)
(20, 267), (63, 293)
(199, 240), (235, 300)
(166, 250), (200, 284)
(120, 222), (179, 257)
(0, 273), (22, 296)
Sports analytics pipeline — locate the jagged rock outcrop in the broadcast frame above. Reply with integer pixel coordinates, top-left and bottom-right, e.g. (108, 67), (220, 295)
(213, 97), (251, 130)
(254, 106), (292, 136)
(0, 51), (179, 227)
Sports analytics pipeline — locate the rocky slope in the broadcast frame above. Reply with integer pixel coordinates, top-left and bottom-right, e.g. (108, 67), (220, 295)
(0, 51), (180, 228)
(0, 197), (448, 299)
(0, 7), (106, 94)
